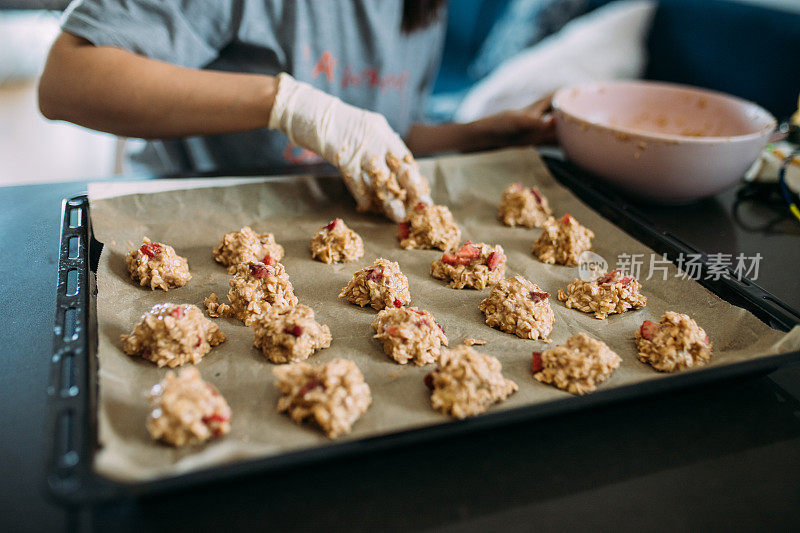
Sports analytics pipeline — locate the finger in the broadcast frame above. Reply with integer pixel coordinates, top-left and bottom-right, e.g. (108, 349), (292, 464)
(398, 161), (433, 206)
(389, 151), (432, 207)
(362, 158), (407, 222)
(342, 171), (374, 212)
(524, 92), (555, 114)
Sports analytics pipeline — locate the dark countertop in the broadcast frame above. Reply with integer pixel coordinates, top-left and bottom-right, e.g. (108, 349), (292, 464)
(2, 171), (799, 533)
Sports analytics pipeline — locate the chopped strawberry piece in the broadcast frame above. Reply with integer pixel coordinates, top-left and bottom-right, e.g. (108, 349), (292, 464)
(398, 222), (411, 240)
(324, 219), (338, 231)
(417, 319), (431, 328)
(560, 213), (572, 225)
(598, 270), (621, 284)
(530, 291), (549, 302)
(704, 334), (710, 344)
(140, 242), (161, 258)
(249, 263), (270, 279)
(415, 202), (427, 211)
(386, 326), (401, 336)
(531, 352), (544, 373)
(393, 298), (403, 308)
(441, 252), (459, 266)
(202, 412), (230, 424)
(262, 254), (275, 265)
(511, 182), (524, 191)
(367, 266), (384, 282)
(436, 321), (445, 332)
(170, 306), (184, 319)
(456, 243), (481, 261)
(423, 371), (436, 389)
(530, 187), (542, 203)
(487, 251), (503, 271)
(298, 378), (324, 397)
(285, 325), (304, 337)
(619, 276), (634, 287)
(640, 320), (658, 340)
(195, 338), (202, 348)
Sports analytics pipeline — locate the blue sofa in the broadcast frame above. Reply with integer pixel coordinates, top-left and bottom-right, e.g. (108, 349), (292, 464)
(432, 0), (800, 121)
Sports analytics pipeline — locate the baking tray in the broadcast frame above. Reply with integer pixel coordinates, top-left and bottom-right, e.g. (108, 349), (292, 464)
(45, 158), (800, 504)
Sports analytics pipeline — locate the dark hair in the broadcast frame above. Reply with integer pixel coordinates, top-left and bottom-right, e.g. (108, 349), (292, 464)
(402, 0), (446, 33)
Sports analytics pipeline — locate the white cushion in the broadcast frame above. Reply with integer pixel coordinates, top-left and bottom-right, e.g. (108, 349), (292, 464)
(453, 0), (656, 122)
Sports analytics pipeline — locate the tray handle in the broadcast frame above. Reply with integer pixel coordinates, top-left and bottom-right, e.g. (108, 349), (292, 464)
(45, 196), (94, 501)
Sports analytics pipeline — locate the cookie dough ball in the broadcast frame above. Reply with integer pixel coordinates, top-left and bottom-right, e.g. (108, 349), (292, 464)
(635, 312), (713, 372)
(339, 258), (411, 310)
(205, 261), (298, 325)
(372, 306), (448, 366)
(121, 303), (225, 368)
(397, 202), (461, 251)
(146, 367), (231, 447)
(125, 237), (191, 291)
(424, 345), (518, 419)
(558, 269), (647, 319)
(213, 226), (284, 272)
(430, 241), (506, 289)
(309, 218), (364, 264)
(479, 275), (554, 340)
(273, 358), (372, 438)
(497, 183), (553, 228)
(251, 304), (332, 364)
(532, 214), (594, 266)
(532, 333), (621, 395)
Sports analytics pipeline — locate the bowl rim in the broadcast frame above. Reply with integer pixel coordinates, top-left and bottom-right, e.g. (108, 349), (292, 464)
(552, 80), (777, 145)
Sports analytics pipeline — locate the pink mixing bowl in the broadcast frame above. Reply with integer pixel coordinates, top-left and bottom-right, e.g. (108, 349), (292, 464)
(552, 80), (776, 202)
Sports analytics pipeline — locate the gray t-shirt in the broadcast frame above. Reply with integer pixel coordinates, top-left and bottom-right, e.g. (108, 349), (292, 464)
(61, 0), (446, 175)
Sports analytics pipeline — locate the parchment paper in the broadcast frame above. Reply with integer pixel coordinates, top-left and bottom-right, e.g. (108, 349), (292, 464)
(88, 147), (800, 482)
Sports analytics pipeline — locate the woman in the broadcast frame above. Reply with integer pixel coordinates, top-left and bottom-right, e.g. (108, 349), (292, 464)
(39, 0), (554, 221)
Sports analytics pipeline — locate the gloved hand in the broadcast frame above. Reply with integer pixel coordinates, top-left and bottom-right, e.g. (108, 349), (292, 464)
(268, 73), (432, 221)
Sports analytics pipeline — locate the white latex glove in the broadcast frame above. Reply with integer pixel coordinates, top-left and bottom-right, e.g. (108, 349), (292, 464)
(268, 73), (432, 221)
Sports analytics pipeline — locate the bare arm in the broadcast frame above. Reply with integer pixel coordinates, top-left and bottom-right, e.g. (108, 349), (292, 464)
(38, 32), (277, 140)
(405, 95), (556, 156)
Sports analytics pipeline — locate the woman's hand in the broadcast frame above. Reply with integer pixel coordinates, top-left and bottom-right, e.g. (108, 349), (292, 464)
(405, 95), (557, 156)
(268, 74), (432, 222)
(467, 95), (557, 149)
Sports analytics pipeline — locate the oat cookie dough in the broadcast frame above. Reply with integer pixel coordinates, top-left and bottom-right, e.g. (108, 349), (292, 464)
(125, 237), (191, 291)
(147, 367), (231, 447)
(497, 183), (554, 228)
(532, 214), (594, 266)
(397, 202), (461, 251)
(339, 258), (411, 310)
(635, 312), (713, 372)
(372, 306), (448, 366)
(251, 304), (332, 364)
(121, 303), (225, 368)
(273, 358), (372, 438)
(205, 261), (298, 325)
(213, 226), (284, 272)
(309, 218), (364, 263)
(430, 241), (506, 290)
(424, 345), (518, 419)
(557, 269), (647, 319)
(532, 333), (621, 395)
(386, 151), (431, 207)
(479, 275), (554, 340)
